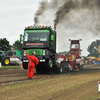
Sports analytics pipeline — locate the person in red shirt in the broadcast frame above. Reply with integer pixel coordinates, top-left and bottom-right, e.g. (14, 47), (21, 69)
(25, 51), (39, 80)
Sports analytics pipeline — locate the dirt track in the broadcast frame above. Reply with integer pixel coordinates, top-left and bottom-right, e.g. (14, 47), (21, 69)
(1, 64), (100, 100)
(0, 64), (100, 84)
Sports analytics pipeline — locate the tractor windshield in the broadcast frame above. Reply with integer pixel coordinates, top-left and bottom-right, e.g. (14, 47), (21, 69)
(71, 44), (79, 49)
(24, 32), (48, 42)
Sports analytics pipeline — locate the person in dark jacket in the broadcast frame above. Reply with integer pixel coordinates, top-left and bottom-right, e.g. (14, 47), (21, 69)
(25, 51), (39, 80)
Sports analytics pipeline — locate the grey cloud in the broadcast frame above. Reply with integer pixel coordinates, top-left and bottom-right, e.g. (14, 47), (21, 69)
(33, 0), (100, 56)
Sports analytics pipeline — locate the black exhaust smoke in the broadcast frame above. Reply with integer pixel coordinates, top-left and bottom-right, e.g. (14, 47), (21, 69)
(34, 1), (48, 25)
(54, 0), (78, 31)
(34, 0), (100, 34)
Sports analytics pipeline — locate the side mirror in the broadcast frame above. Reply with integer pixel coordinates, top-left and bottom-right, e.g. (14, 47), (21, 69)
(68, 39), (71, 41)
(50, 35), (54, 41)
(20, 34), (22, 42)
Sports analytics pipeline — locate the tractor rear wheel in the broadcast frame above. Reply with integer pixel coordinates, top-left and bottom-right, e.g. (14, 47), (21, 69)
(3, 57), (10, 66)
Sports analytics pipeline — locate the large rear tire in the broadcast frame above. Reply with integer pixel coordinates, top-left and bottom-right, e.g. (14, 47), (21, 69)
(3, 57), (10, 66)
(22, 62), (28, 69)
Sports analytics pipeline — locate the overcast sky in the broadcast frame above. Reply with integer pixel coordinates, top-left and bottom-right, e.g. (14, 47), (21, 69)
(0, 0), (100, 56)
(0, 0), (40, 44)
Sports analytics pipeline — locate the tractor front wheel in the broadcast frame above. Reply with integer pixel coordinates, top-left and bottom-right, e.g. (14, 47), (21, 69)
(45, 58), (53, 69)
(22, 62), (28, 69)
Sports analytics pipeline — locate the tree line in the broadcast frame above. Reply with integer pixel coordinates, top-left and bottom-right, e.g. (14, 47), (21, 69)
(0, 38), (22, 51)
(58, 40), (100, 57)
(0, 38), (100, 57)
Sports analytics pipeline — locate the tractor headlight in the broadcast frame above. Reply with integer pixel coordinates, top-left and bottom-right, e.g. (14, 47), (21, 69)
(43, 49), (45, 55)
(24, 50), (26, 56)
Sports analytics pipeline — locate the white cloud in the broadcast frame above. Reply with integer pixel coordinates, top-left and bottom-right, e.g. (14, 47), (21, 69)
(0, 1), (40, 45)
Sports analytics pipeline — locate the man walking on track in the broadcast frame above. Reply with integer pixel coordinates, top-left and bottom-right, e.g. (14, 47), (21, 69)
(25, 51), (39, 80)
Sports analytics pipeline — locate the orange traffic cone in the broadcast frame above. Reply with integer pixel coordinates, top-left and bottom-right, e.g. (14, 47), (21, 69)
(21, 64), (23, 68)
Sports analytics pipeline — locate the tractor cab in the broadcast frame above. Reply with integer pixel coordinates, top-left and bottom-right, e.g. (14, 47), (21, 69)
(69, 39), (82, 58)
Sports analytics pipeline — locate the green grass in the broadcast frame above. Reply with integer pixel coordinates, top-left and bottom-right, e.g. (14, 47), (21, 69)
(0, 66), (21, 69)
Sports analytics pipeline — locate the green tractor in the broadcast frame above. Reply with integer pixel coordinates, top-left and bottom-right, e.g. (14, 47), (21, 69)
(0, 51), (10, 66)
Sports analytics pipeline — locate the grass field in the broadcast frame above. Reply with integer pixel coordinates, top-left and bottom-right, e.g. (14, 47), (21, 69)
(0, 71), (100, 100)
(0, 66), (21, 69)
